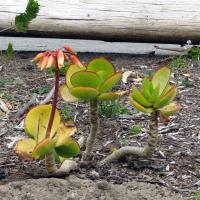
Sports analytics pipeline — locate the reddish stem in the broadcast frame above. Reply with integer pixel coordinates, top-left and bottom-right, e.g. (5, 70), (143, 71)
(45, 60), (60, 138)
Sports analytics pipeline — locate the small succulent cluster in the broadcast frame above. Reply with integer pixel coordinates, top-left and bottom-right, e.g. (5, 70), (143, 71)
(15, 105), (80, 163)
(15, 45), (181, 172)
(130, 67), (180, 121)
(60, 57), (124, 102)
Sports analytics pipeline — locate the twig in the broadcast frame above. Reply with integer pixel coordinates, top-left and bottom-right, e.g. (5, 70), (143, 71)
(39, 86), (55, 105)
(154, 45), (189, 53)
(16, 93), (38, 118)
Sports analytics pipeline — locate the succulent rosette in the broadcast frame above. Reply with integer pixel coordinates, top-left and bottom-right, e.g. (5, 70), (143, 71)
(60, 57), (124, 102)
(129, 67), (181, 119)
(15, 105), (80, 163)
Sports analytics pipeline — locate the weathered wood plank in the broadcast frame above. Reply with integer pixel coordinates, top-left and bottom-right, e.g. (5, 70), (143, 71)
(0, 0), (200, 44)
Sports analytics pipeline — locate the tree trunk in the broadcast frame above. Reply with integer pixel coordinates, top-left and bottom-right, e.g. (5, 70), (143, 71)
(0, 0), (200, 44)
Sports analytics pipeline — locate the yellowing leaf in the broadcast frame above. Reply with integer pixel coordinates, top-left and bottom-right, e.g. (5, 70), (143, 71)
(59, 84), (79, 102)
(159, 102), (181, 116)
(15, 138), (36, 160)
(25, 105), (61, 143)
(55, 123), (77, 147)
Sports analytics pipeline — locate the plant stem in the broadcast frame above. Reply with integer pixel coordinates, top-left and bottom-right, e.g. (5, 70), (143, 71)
(45, 152), (57, 173)
(100, 111), (159, 165)
(144, 111), (158, 157)
(83, 99), (99, 160)
(45, 60), (60, 173)
(46, 63), (60, 138)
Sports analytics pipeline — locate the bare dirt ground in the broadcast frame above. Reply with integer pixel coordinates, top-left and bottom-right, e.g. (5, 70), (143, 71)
(0, 52), (199, 199)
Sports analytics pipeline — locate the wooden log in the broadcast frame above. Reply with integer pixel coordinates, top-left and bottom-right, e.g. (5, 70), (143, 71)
(0, 0), (200, 44)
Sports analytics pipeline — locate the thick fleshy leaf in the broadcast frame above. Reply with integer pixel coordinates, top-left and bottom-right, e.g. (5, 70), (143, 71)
(25, 105), (61, 142)
(98, 92), (119, 101)
(129, 96), (153, 113)
(65, 64), (84, 88)
(70, 71), (101, 88)
(55, 123), (77, 147)
(141, 77), (151, 100)
(54, 150), (66, 163)
(159, 102), (181, 117)
(98, 72), (122, 93)
(70, 87), (99, 100)
(98, 90), (127, 101)
(15, 138), (36, 160)
(59, 84), (79, 102)
(32, 138), (56, 159)
(152, 67), (171, 96)
(154, 86), (177, 108)
(87, 58), (115, 79)
(149, 85), (160, 103)
(131, 85), (152, 107)
(55, 139), (80, 158)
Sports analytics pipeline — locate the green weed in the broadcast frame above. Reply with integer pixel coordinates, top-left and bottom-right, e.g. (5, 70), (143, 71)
(130, 123), (142, 136)
(195, 190), (200, 200)
(31, 86), (49, 95)
(170, 56), (187, 68)
(99, 100), (130, 118)
(6, 42), (14, 58)
(60, 103), (73, 121)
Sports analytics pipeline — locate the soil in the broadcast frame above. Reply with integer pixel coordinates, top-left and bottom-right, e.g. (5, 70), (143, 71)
(0, 52), (199, 200)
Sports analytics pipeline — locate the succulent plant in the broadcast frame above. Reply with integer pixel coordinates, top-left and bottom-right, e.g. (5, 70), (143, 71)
(60, 57), (123, 102)
(15, 105), (80, 168)
(60, 57), (124, 160)
(130, 67), (180, 119)
(101, 67), (181, 165)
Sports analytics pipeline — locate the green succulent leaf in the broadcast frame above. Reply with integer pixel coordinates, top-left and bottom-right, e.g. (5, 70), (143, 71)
(152, 67), (171, 96)
(98, 92), (120, 101)
(70, 87), (99, 100)
(59, 84), (79, 102)
(98, 72), (122, 93)
(154, 85), (177, 108)
(87, 58), (115, 80)
(32, 137), (56, 159)
(131, 85), (152, 107)
(70, 71), (101, 88)
(55, 139), (80, 158)
(15, 138), (36, 160)
(141, 77), (151, 99)
(129, 96), (153, 113)
(65, 64), (84, 88)
(149, 85), (160, 103)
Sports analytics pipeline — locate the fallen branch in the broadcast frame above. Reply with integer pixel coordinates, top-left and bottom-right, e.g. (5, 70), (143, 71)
(154, 45), (189, 53)
(16, 94), (38, 118)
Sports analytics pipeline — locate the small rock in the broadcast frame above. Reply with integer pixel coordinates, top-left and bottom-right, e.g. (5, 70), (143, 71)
(96, 180), (112, 190)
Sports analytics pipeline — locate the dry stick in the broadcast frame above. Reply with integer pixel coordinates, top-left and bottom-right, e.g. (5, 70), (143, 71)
(154, 45), (190, 53)
(83, 99), (99, 160)
(100, 111), (159, 165)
